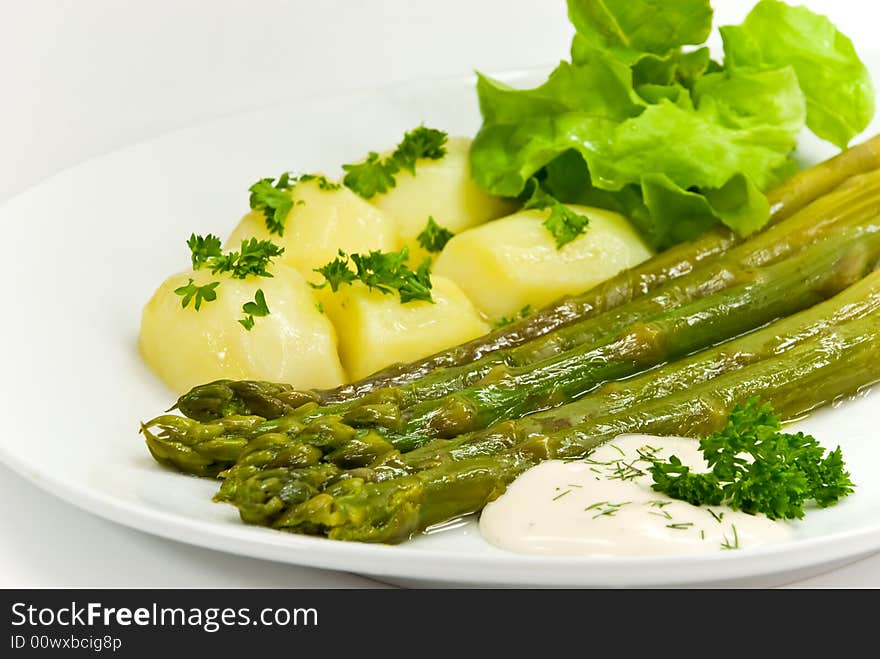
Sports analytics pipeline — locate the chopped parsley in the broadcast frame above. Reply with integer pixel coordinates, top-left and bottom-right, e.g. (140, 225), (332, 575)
(239, 288), (270, 331)
(297, 173), (341, 191)
(248, 173), (301, 235)
(416, 216), (455, 253)
(341, 152), (396, 198)
(343, 126), (448, 198)
(174, 279), (219, 311)
(248, 172), (339, 235)
(522, 179), (590, 249)
(186, 233), (223, 269)
(312, 248), (434, 304)
(393, 126), (447, 173)
(178, 235), (284, 323)
(312, 251), (358, 292)
(649, 398), (855, 520)
(186, 236), (284, 280)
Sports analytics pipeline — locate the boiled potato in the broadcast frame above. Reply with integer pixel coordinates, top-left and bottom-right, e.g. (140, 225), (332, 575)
(226, 179), (399, 284)
(433, 206), (654, 320)
(139, 264), (346, 394)
(317, 275), (490, 380)
(369, 137), (515, 263)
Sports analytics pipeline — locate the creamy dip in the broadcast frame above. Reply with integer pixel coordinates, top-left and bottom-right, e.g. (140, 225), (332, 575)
(479, 434), (794, 557)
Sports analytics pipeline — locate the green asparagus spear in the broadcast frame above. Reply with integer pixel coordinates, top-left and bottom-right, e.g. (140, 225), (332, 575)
(265, 313), (880, 542)
(215, 248), (880, 521)
(375, 268), (880, 475)
(319, 224), (880, 442)
(142, 414), (313, 478)
(354, 183), (880, 414)
(178, 179), (880, 429)
(176, 137), (880, 421)
(153, 221), (880, 478)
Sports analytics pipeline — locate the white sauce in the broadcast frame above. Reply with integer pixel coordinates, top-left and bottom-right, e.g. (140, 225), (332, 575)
(479, 434), (794, 557)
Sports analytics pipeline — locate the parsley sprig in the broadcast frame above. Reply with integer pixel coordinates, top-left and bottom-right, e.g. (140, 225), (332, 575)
(523, 179), (590, 249)
(207, 238), (284, 279)
(239, 289), (270, 331)
(185, 234), (285, 280)
(650, 398), (855, 520)
(175, 234), (284, 321)
(343, 126), (448, 198)
(312, 248), (434, 304)
(173, 279), (219, 311)
(186, 233), (223, 269)
(416, 216), (455, 253)
(248, 172), (339, 235)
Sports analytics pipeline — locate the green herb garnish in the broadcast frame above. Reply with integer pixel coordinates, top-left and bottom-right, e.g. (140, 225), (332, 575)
(416, 216), (455, 253)
(180, 235), (283, 320)
(721, 525), (740, 550)
(248, 172), (338, 235)
(343, 126), (448, 198)
(522, 179), (589, 248)
(312, 251), (357, 293)
(174, 279), (220, 311)
(248, 173), (302, 235)
(650, 398), (855, 520)
(239, 288), (270, 331)
(186, 233), (223, 269)
(471, 0), (874, 250)
(297, 173), (341, 191)
(585, 501), (630, 518)
(393, 126), (447, 173)
(312, 248), (434, 304)
(208, 238), (284, 280)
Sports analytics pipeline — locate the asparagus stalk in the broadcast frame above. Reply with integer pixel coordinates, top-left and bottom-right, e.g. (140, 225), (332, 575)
(216, 270), (880, 523)
(324, 224), (880, 441)
(178, 166), (880, 423)
(265, 313), (880, 543)
(316, 136), (880, 399)
(140, 414), (310, 477)
(151, 222), (880, 478)
(176, 138), (880, 421)
(377, 268), (880, 474)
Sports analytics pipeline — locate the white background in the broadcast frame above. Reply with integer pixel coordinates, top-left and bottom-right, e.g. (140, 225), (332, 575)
(1, 0), (878, 587)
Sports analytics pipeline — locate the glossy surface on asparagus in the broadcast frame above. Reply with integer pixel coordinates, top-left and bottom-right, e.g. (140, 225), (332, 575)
(147, 222), (880, 478)
(216, 272), (880, 523)
(265, 314), (880, 542)
(178, 165), (880, 422)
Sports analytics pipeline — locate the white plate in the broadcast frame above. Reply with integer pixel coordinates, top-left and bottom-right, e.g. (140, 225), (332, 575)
(2, 64), (880, 588)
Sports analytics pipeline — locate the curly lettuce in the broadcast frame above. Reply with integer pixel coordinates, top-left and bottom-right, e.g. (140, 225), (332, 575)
(470, 0), (874, 249)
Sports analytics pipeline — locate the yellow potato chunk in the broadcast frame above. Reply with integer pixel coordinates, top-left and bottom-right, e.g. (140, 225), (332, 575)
(226, 179), (399, 284)
(318, 275), (490, 380)
(433, 206), (654, 320)
(369, 137), (515, 263)
(139, 264), (346, 394)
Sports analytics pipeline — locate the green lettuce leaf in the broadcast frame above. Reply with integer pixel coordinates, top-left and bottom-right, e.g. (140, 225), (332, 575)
(720, 0), (874, 148)
(567, 0), (714, 63)
(472, 66), (804, 246)
(476, 58), (643, 126)
(470, 0), (873, 250)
